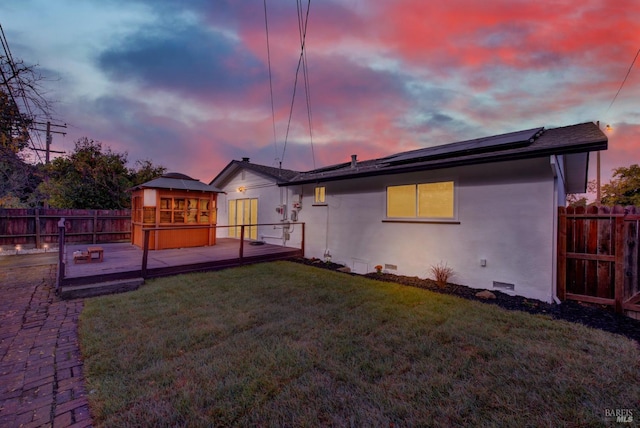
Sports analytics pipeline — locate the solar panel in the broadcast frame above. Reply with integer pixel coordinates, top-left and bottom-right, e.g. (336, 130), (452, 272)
(383, 127), (544, 164)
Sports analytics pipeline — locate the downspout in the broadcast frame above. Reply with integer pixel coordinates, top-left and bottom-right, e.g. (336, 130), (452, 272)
(281, 187), (288, 246)
(324, 192), (331, 262)
(549, 156), (562, 304)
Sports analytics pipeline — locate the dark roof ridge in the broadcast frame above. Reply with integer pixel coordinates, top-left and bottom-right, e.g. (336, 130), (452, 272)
(235, 159), (300, 181)
(281, 122), (606, 186)
(162, 172), (197, 181)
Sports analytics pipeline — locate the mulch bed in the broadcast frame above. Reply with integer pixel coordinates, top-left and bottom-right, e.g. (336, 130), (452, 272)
(292, 258), (640, 344)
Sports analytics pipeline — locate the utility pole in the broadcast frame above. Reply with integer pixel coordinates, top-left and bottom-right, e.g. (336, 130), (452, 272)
(32, 120), (67, 163)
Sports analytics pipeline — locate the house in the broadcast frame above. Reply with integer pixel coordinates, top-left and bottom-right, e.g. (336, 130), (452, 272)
(130, 172), (223, 250)
(210, 122), (607, 303)
(209, 158), (300, 243)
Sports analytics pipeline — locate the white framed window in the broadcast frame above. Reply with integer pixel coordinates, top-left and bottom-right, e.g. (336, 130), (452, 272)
(386, 181), (456, 220)
(314, 186), (326, 204)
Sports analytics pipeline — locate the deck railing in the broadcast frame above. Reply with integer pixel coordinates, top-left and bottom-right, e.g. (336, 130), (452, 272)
(57, 222), (305, 291)
(139, 223), (305, 278)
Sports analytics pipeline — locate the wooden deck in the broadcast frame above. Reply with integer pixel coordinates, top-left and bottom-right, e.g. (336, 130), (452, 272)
(61, 239), (303, 287)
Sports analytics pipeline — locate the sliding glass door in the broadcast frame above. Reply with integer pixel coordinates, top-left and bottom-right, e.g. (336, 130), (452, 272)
(228, 198), (258, 239)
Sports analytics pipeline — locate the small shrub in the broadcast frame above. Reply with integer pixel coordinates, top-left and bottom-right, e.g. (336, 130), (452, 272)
(374, 265), (383, 274)
(430, 262), (454, 288)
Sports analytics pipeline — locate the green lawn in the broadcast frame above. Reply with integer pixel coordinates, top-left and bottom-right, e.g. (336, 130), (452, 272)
(79, 261), (640, 427)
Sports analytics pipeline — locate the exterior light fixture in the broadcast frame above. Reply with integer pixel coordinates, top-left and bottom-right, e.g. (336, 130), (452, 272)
(605, 124), (613, 132)
(237, 186), (246, 193)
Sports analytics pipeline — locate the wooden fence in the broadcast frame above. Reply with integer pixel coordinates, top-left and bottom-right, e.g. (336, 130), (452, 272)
(0, 208), (131, 248)
(557, 205), (640, 317)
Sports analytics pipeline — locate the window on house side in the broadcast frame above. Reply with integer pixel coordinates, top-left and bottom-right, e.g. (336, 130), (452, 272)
(418, 181), (454, 218)
(387, 184), (415, 217)
(387, 181), (455, 219)
(314, 186), (326, 204)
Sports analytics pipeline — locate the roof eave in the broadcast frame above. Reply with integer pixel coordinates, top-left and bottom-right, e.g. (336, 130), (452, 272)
(279, 138), (608, 187)
(209, 161), (241, 187)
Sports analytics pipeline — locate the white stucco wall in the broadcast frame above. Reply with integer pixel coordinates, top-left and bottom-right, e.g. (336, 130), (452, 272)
(291, 157), (559, 302)
(215, 169), (292, 244)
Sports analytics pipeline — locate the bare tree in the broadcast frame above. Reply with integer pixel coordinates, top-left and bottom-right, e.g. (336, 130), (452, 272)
(0, 55), (54, 117)
(0, 44), (57, 205)
(1, 19), (57, 156)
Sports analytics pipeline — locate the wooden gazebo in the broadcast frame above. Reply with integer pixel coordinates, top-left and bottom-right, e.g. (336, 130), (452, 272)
(130, 173), (224, 250)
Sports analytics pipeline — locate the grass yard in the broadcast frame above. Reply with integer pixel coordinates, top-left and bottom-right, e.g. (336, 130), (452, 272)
(79, 261), (640, 427)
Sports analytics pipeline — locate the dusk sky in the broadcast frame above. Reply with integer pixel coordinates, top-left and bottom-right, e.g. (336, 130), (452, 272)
(2, 0), (638, 188)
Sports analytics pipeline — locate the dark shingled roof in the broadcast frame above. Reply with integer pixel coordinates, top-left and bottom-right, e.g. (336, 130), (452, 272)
(237, 161), (299, 182)
(162, 172), (197, 180)
(131, 172), (224, 192)
(209, 159), (299, 187)
(209, 122), (607, 188)
(280, 122), (607, 185)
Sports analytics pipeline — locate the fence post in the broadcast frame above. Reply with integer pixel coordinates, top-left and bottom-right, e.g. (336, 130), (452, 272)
(142, 229), (150, 279)
(35, 208), (41, 249)
(614, 216), (625, 313)
(56, 217), (66, 293)
(93, 210), (98, 244)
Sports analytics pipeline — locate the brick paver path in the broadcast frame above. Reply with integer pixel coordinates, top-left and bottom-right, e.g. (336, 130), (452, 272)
(0, 262), (92, 427)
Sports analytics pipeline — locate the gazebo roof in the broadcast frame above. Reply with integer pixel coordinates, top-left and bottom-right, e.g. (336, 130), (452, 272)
(130, 172), (224, 193)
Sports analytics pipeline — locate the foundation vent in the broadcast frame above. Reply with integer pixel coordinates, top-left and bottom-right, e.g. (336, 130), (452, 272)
(493, 281), (514, 291)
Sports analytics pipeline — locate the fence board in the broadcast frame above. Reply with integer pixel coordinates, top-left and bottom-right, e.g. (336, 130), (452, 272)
(558, 205), (640, 316)
(0, 208), (131, 247)
(626, 219), (639, 300)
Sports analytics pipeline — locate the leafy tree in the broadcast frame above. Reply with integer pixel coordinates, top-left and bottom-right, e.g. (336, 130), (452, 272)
(566, 180), (597, 207)
(566, 195), (588, 208)
(0, 146), (44, 207)
(130, 159), (167, 187)
(40, 138), (166, 209)
(0, 88), (43, 207)
(0, 89), (31, 153)
(601, 164), (640, 206)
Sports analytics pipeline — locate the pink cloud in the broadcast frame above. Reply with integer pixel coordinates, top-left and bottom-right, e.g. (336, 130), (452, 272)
(12, 0), (640, 186)
(374, 0), (639, 73)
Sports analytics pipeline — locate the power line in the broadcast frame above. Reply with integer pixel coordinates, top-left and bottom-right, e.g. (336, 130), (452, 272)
(297, 0), (315, 169)
(31, 121), (67, 164)
(0, 22), (45, 162)
(263, 0), (279, 164)
(606, 47), (640, 114)
(281, 0), (312, 167)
